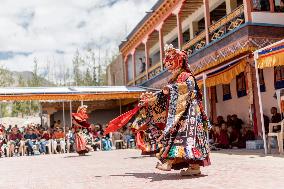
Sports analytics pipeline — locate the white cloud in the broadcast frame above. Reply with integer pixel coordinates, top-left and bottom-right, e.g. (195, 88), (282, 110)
(0, 0), (157, 73)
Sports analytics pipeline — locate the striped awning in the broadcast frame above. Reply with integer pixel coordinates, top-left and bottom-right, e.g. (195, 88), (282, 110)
(205, 59), (247, 87)
(256, 39), (284, 69)
(0, 86), (147, 101)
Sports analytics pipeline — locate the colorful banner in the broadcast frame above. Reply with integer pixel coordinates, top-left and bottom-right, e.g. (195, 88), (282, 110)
(257, 42), (284, 69)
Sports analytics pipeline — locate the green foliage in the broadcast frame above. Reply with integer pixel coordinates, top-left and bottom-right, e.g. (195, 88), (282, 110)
(71, 48), (109, 86)
(0, 67), (14, 87)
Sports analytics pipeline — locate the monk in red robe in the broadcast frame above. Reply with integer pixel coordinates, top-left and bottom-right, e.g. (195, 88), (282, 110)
(72, 105), (92, 155)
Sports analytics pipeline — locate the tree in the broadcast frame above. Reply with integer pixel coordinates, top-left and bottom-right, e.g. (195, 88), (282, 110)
(84, 68), (93, 85)
(28, 58), (42, 87)
(72, 50), (84, 86)
(0, 67), (14, 87)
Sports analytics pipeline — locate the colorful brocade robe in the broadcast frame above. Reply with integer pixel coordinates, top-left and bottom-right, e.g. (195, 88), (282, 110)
(133, 71), (211, 168)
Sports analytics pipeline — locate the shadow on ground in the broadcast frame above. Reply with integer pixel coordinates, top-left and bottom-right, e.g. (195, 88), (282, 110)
(212, 149), (284, 158)
(124, 155), (153, 160)
(63, 154), (92, 158)
(109, 172), (207, 182)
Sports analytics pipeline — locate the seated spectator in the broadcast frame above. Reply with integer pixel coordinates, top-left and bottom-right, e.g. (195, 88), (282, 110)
(39, 130), (51, 154)
(0, 126), (5, 157)
(237, 127), (256, 148)
(231, 114), (243, 133)
(54, 120), (62, 128)
(226, 115), (233, 127)
(102, 125), (112, 151)
(270, 107), (282, 132)
(52, 127), (65, 154)
(66, 128), (75, 153)
(217, 124), (229, 149)
(227, 126), (240, 148)
(6, 125), (12, 134)
(89, 124), (101, 151)
(24, 128), (38, 156)
(102, 135), (112, 151)
(8, 127), (23, 157)
(215, 116), (225, 127)
(122, 126), (134, 148)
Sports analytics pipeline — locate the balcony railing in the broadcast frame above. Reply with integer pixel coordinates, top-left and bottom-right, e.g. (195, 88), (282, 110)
(183, 5), (245, 55)
(128, 63), (162, 85)
(148, 63), (162, 79)
(183, 31), (206, 55)
(209, 5), (245, 42)
(135, 71), (147, 85)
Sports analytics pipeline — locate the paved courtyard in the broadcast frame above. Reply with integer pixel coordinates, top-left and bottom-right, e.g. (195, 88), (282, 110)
(0, 149), (283, 189)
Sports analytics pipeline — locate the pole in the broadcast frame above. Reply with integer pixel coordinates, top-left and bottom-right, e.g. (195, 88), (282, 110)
(254, 58), (267, 155)
(39, 103), (43, 127)
(202, 73), (209, 143)
(63, 102), (66, 136)
(0, 103), (2, 125)
(81, 100), (83, 106)
(70, 101), (72, 127)
(119, 99), (122, 115)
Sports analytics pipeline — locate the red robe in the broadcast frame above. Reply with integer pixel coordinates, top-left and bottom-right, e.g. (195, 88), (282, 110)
(72, 114), (90, 155)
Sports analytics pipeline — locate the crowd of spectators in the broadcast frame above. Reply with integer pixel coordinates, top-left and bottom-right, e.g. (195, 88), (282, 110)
(210, 107), (283, 150)
(209, 114), (255, 150)
(0, 120), (135, 158)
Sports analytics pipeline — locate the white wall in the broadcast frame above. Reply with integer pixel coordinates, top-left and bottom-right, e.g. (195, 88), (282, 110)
(252, 12), (284, 25)
(260, 67), (279, 116)
(214, 67), (279, 125)
(127, 57), (133, 81)
(215, 78), (250, 124)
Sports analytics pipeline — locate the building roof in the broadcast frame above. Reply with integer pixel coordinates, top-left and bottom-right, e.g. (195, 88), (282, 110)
(119, 0), (164, 50)
(0, 86), (147, 101)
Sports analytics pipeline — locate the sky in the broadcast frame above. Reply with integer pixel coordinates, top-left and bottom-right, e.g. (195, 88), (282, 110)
(0, 0), (157, 73)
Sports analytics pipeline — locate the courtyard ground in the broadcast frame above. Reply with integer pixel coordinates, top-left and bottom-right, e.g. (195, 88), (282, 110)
(0, 149), (283, 189)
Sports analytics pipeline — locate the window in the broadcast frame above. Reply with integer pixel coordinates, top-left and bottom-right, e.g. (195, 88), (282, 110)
(275, 0), (284, 12)
(236, 72), (247, 98)
(252, 0), (270, 11)
(259, 69), (266, 92)
(274, 66), (284, 89)
(222, 84), (232, 101)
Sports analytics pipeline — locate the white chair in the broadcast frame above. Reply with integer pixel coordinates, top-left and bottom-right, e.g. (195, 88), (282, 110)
(45, 140), (52, 154)
(112, 132), (125, 150)
(267, 120), (284, 154)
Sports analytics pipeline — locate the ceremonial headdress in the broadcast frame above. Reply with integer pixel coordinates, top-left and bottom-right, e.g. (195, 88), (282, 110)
(163, 44), (190, 72)
(72, 105), (89, 121)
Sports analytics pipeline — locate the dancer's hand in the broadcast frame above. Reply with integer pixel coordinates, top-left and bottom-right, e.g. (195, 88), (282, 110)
(140, 92), (155, 104)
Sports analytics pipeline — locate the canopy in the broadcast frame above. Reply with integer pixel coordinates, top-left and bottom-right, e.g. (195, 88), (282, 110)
(0, 86), (147, 101)
(256, 39), (284, 69)
(254, 39), (284, 155)
(205, 59), (247, 87)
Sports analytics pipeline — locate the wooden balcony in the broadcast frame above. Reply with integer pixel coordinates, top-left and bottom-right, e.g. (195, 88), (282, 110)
(209, 5), (245, 42)
(148, 63), (162, 80)
(135, 71), (147, 85)
(183, 5), (245, 55)
(127, 63), (162, 86)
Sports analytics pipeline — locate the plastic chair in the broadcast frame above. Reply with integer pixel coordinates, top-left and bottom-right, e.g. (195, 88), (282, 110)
(267, 120), (284, 154)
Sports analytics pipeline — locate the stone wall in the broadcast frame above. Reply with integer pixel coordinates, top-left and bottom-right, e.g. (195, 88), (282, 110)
(106, 54), (125, 86)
